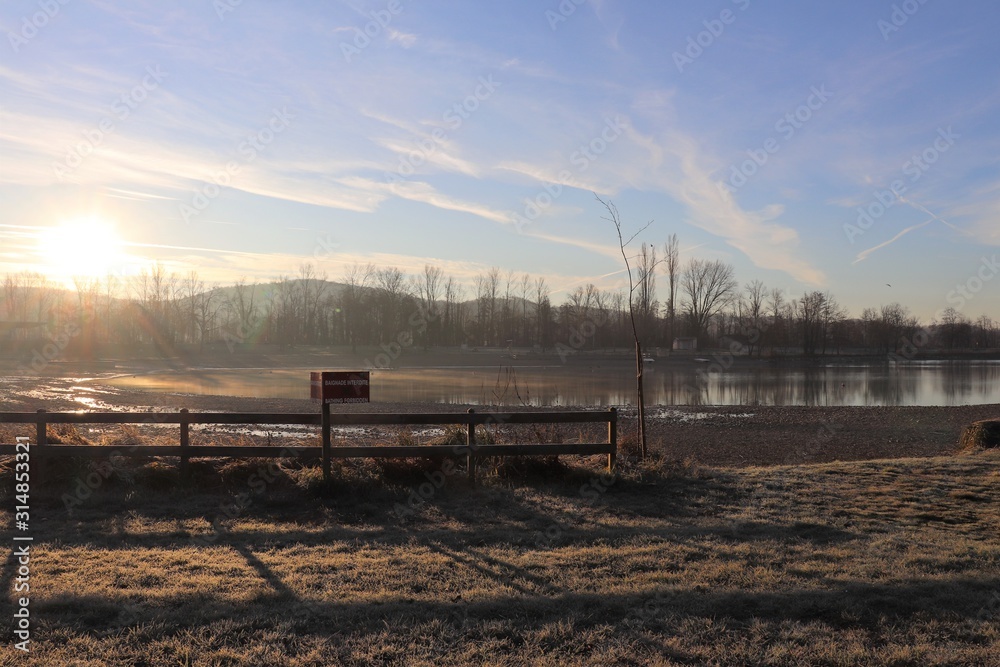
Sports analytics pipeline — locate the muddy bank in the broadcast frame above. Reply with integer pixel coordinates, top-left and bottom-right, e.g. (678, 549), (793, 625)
(634, 403), (1000, 467)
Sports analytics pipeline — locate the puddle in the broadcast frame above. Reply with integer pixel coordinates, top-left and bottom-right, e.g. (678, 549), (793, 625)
(648, 408), (756, 421)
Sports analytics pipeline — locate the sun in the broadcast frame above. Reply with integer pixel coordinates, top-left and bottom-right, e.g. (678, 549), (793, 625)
(38, 216), (129, 284)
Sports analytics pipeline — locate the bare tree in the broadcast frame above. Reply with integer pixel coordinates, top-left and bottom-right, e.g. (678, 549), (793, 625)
(71, 276), (101, 359)
(635, 243), (658, 342)
(418, 265), (443, 312)
(793, 291), (824, 356)
(443, 275), (464, 346)
(593, 286), (609, 350)
(473, 267), (501, 346)
(681, 258), (737, 345)
(100, 272), (122, 347)
(876, 302), (916, 355)
(298, 263), (329, 344)
(740, 279), (767, 356)
(534, 276), (551, 350)
(224, 278), (260, 351)
(937, 307), (971, 349)
(473, 273), (490, 347)
(974, 314), (996, 349)
(269, 275), (297, 345)
(766, 287), (786, 354)
(819, 291), (847, 354)
(193, 284), (220, 352)
(566, 285), (590, 327)
(860, 306), (878, 352)
(664, 233), (680, 347)
(599, 194), (653, 459)
(610, 290), (627, 350)
(375, 267), (409, 343)
(518, 272), (531, 345)
(341, 263), (373, 353)
(133, 262), (179, 347)
(418, 265), (444, 347)
(501, 269), (516, 346)
(2, 272), (31, 321)
(179, 271), (203, 346)
(485, 267), (501, 346)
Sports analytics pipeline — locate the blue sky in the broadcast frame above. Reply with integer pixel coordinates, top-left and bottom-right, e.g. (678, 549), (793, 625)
(1, 0), (998, 322)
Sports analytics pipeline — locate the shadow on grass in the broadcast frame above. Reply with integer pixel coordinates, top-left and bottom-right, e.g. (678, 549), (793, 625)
(5, 456), (998, 663)
(8, 443), (867, 530)
(12, 458), (860, 552)
(15, 575), (1000, 639)
(426, 542), (559, 596)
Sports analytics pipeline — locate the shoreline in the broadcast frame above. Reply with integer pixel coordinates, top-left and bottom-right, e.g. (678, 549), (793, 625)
(1, 370), (995, 468)
(3, 342), (1000, 373)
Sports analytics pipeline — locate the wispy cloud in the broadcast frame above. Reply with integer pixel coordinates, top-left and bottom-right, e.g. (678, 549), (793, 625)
(2, 0), (998, 322)
(853, 218), (933, 264)
(560, 107), (827, 285)
(522, 230), (626, 261)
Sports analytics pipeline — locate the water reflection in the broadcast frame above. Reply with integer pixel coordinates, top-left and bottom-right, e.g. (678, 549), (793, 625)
(103, 360), (1000, 407)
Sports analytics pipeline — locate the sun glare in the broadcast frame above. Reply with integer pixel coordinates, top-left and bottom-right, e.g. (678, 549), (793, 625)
(38, 216), (128, 284)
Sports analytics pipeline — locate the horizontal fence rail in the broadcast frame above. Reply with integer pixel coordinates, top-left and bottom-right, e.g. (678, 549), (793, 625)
(0, 407), (617, 483)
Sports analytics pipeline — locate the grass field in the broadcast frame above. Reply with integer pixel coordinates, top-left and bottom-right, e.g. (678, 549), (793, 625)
(1, 444), (1000, 665)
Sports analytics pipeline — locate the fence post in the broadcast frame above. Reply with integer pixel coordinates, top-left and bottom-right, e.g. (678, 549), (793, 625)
(467, 408), (476, 484)
(35, 408), (46, 446)
(35, 408), (46, 482)
(179, 408), (189, 483)
(321, 402), (331, 483)
(608, 407), (617, 473)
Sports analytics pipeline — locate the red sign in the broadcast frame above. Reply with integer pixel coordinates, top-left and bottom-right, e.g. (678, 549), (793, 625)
(310, 371), (370, 404)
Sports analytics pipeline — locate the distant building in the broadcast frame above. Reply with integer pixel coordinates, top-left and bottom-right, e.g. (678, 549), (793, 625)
(672, 337), (697, 351)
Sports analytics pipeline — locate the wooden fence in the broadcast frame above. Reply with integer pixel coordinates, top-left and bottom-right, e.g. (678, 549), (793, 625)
(0, 407), (617, 483)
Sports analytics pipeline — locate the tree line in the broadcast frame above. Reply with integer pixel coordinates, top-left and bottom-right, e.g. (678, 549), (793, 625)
(2, 246), (998, 360)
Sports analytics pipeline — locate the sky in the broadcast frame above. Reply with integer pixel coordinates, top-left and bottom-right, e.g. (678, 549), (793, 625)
(1, 0), (999, 323)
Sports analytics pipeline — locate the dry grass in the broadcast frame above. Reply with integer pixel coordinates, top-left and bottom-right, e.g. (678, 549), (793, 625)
(961, 419), (1000, 453)
(1, 444), (999, 666)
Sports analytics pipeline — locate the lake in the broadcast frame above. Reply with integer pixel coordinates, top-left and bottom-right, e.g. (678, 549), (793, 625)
(104, 359), (1000, 407)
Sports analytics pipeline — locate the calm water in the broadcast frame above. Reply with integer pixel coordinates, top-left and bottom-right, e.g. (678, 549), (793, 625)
(105, 360), (1000, 407)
